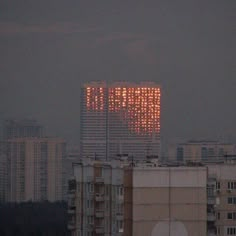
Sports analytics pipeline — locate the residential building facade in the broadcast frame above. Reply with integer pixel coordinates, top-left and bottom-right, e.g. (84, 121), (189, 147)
(68, 159), (125, 235)
(168, 140), (236, 162)
(6, 137), (66, 202)
(208, 162), (236, 235)
(68, 158), (207, 236)
(3, 119), (43, 139)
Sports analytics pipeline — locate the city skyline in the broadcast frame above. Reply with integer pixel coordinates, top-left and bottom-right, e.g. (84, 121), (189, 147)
(0, 1), (235, 146)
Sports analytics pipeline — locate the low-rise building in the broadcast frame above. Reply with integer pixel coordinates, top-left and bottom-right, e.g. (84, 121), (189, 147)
(168, 140), (236, 162)
(68, 158), (207, 236)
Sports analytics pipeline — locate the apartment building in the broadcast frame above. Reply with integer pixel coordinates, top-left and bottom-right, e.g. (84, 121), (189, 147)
(68, 158), (125, 235)
(168, 140), (236, 162)
(6, 137), (66, 202)
(3, 119), (43, 139)
(207, 161), (236, 236)
(68, 158), (207, 236)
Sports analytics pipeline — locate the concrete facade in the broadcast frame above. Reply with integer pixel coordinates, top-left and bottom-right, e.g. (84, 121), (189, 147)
(124, 167), (207, 236)
(68, 159), (125, 236)
(68, 159), (208, 236)
(207, 162), (236, 236)
(6, 137), (66, 202)
(168, 140), (236, 162)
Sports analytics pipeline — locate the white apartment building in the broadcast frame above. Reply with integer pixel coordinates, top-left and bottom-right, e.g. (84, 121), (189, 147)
(6, 137), (66, 202)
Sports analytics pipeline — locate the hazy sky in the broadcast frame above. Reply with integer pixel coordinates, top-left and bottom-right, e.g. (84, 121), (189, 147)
(0, 0), (235, 146)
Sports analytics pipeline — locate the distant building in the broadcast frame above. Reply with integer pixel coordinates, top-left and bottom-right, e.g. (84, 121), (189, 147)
(80, 82), (161, 160)
(3, 119), (43, 140)
(168, 140), (236, 162)
(67, 158), (207, 236)
(6, 137), (66, 202)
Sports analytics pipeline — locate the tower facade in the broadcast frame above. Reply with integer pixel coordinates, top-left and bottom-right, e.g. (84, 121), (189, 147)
(80, 82), (161, 159)
(3, 119), (43, 139)
(6, 137), (66, 202)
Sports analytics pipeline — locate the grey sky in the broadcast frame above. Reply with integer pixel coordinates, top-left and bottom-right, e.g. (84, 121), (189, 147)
(0, 0), (235, 146)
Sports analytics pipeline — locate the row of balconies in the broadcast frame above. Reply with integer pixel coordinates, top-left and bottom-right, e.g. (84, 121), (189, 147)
(85, 226), (105, 234)
(67, 221), (76, 230)
(207, 212), (216, 222)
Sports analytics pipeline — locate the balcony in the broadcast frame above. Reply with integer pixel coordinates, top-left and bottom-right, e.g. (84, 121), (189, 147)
(95, 194), (104, 202)
(68, 192), (76, 199)
(68, 208), (75, 214)
(207, 176), (216, 186)
(87, 176), (93, 182)
(207, 213), (216, 221)
(95, 177), (104, 184)
(95, 210), (104, 218)
(86, 208), (94, 216)
(68, 179), (76, 193)
(207, 197), (216, 205)
(116, 212), (123, 220)
(95, 226), (105, 234)
(67, 222), (75, 230)
(118, 195), (124, 201)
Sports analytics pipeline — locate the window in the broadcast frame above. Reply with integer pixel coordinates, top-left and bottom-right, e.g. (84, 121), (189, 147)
(177, 147), (184, 161)
(228, 197), (233, 204)
(117, 186), (123, 196)
(228, 213), (233, 220)
(228, 197), (236, 204)
(116, 220), (123, 233)
(228, 182), (236, 190)
(216, 182), (221, 190)
(207, 186), (214, 196)
(86, 199), (94, 209)
(208, 148), (215, 159)
(87, 183), (94, 193)
(105, 185), (109, 196)
(201, 147), (208, 160)
(227, 212), (236, 220)
(87, 216), (94, 224)
(227, 227), (236, 235)
(217, 212), (220, 220)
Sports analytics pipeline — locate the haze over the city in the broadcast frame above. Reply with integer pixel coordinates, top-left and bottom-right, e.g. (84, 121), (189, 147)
(0, 0), (235, 145)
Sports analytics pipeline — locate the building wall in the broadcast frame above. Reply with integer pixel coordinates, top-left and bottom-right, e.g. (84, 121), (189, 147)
(208, 164), (236, 236)
(168, 141), (236, 162)
(3, 119), (43, 139)
(80, 82), (161, 160)
(68, 159), (125, 236)
(6, 137), (66, 202)
(130, 167), (207, 236)
(69, 161), (208, 236)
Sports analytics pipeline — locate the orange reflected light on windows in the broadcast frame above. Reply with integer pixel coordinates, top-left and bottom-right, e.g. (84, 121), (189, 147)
(86, 87), (161, 135)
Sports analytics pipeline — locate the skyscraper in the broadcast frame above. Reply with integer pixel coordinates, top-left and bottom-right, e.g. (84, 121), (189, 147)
(80, 82), (161, 159)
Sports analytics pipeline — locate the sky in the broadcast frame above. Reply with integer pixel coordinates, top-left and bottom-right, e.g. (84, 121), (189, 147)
(0, 0), (235, 147)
